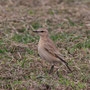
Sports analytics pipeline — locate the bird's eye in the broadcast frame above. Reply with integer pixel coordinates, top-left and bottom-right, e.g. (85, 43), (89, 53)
(40, 31), (44, 32)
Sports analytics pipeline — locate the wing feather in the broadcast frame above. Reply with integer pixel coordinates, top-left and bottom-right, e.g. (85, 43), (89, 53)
(44, 38), (72, 72)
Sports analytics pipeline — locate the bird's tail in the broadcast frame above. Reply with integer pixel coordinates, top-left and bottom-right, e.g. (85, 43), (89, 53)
(56, 55), (72, 72)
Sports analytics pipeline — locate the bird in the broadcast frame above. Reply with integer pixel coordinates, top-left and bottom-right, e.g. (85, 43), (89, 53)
(33, 28), (72, 73)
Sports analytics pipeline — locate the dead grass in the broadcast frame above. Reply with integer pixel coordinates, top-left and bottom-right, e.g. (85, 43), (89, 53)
(0, 0), (90, 90)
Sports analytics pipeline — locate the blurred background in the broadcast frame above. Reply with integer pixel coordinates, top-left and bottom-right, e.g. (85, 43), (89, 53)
(0, 0), (90, 90)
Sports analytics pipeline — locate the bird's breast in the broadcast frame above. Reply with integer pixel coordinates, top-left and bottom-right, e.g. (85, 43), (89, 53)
(38, 42), (45, 60)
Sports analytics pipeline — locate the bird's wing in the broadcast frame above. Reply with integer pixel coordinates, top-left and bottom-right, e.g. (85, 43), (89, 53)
(44, 38), (72, 72)
(44, 38), (59, 57)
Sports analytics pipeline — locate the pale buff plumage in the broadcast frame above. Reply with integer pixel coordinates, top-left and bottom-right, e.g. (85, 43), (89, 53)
(33, 29), (72, 72)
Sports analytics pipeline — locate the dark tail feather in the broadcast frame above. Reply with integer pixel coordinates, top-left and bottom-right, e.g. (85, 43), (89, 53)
(56, 55), (72, 72)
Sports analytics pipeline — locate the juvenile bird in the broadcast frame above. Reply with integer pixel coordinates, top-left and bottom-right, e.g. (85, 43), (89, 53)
(33, 28), (72, 73)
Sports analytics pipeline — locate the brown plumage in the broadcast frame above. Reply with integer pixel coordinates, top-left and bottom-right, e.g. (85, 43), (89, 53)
(33, 28), (72, 72)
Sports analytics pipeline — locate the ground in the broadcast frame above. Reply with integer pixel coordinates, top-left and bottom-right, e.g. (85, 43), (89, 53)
(0, 0), (90, 90)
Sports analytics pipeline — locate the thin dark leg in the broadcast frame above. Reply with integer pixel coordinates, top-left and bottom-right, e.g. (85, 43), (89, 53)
(56, 69), (60, 77)
(49, 65), (54, 74)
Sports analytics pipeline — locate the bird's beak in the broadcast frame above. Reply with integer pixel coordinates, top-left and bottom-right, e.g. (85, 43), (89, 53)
(33, 30), (38, 33)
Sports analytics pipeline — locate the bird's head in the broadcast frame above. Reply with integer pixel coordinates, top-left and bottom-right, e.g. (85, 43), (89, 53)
(33, 28), (48, 37)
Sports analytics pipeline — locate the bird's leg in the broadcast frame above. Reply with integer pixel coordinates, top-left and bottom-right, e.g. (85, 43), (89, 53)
(56, 68), (60, 77)
(49, 65), (54, 74)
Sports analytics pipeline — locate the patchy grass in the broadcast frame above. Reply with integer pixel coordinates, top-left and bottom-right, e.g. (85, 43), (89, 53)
(0, 0), (90, 90)
(12, 33), (36, 43)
